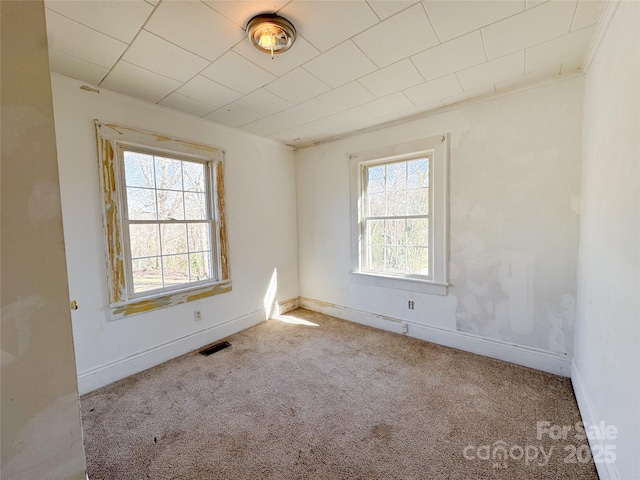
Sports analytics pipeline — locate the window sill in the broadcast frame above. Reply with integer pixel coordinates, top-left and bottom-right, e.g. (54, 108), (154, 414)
(109, 280), (232, 320)
(350, 272), (448, 296)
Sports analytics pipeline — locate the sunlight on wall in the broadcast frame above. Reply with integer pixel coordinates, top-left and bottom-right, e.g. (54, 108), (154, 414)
(263, 268), (279, 319)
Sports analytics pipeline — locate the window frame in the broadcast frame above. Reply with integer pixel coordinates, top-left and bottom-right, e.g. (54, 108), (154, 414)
(96, 121), (231, 318)
(359, 152), (434, 280)
(350, 135), (449, 296)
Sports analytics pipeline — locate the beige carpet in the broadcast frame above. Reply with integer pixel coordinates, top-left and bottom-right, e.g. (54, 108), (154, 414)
(81, 309), (598, 479)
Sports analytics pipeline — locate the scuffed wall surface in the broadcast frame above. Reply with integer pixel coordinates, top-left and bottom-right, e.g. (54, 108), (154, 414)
(296, 77), (583, 355)
(0, 1), (86, 479)
(574, 1), (640, 478)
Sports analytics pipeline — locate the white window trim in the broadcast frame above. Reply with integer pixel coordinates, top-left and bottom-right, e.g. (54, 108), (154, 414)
(349, 135), (449, 296)
(95, 121), (231, 319)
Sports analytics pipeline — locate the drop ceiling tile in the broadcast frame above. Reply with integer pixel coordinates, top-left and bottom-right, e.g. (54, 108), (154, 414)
(404, 74), (463, 106)
(358, 59), (423, 98)
(45, 0), (153, 43)
(353, 4), (439, 68)
(265, 68), (331, 104)
(441, 85), (495, 106)
(233, 36), (320, 77)
(144, 0), (245, 62)
(101, 61), (181, 103)
(177, 75), (243, 108)
(235, 88), (295, 118)
(367, 1), (418, 20)
(399, 102), (444, 118)
(457, 51), (525, 91)
(411, 31), (486, 82)
(294, 106), (376, 136)
(302, 41), (377, 88)
(361, 92), (415, 117)
(280, 0), (379, 52)
(571, 0), (606, 31)
(45, 9), (127, 68)
(48, 49), (109, 85)
(482, 0), (577, 60)
(526, 25), (594, 74)
(204, 103), (260, 128)
(316, 81), (377, 111)
(123, 30), (210, 82)
(241, 99), (335, 136)
(423, 1), (524, 42)
(158, 93), (217, 117)
(203, 1), (290, 28)
(201, 52), (275, 94)
(494, 67), (560, 92)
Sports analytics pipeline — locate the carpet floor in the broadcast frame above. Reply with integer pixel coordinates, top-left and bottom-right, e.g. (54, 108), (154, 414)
(81, 308), (598, 479)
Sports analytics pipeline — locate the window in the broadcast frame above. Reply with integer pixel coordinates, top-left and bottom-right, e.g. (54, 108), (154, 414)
(96, 121), (230, 318)
(350, 135), (449, 295)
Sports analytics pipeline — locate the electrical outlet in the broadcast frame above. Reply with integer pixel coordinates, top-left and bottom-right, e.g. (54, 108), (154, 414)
(402, 323), (409, 334)
(194, 310), (202, 322)
(408, 300), (415, 310)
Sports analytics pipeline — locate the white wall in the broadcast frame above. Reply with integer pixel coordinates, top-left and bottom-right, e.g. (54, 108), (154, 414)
(296, 77), (584, 374)
(573, 2), (640, 479)
(51, 74), (299, 393)
(1, 2), (86, 478)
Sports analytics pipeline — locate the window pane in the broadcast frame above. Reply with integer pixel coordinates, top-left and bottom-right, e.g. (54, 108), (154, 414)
(365, 219), (384, 246)
(127, 187), (157, 220)
(161, 223), (187, 255)
(386, 190), (406, 216)
(132, 257), (162, 293)
(368, 192), (385, 217)
(124, 151), (154, 188)
(407, 218), (429, 247)
(162, 254), (189, 287)
(385, 162), (406, 191)
(407, 247), (429, 275)
(155, 156), (183, 191)
(184, 192), (207, 220)
(385, 219), (406, 246)
(129, 224), (160, 258)
(367, 165), (385, 193)
(407, 188), (429, 215)
(157, 190), (185, 220)
(183, 161), (206, 192)
(189, 251), (212, 282)
(384, 246), (406, 273)
(407, 158), (429, 189)
(188, 223), (211, 252)
(367, 244), (385, 271)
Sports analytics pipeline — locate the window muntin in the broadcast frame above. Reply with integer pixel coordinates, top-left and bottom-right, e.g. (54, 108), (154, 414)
(120, 148), (217, 297)
(361, 155), (432, 278)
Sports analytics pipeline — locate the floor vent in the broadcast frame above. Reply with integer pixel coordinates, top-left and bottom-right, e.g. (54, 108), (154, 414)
(199, 341), (231, 356)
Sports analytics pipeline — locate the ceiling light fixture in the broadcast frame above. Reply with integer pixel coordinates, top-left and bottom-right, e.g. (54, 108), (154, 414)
(246, 14), (296, 59)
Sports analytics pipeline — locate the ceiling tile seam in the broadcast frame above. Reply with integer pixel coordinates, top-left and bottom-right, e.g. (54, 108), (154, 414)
(44, 7), (131, 46)
(48, 47), (111, 74)
(568, 0), (581, 33)
(494, 22), (598, 66)
(419, 2), (442, 44)
(356, 57), (425, 98)
(479, 28), (490, 62)
(240, 100), (338, 132)
(140, 28), (218, 65)
(408, 56), (428, 84)
(97, 0), (162, 88)
(365, 0), (383, 22)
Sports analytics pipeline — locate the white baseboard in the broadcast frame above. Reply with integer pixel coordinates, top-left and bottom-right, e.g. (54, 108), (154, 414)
(299, 297), (572, 377)
(278, 297), (300, 314)
(77, 309), (266, 395)
(571, 358), (619, 480)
